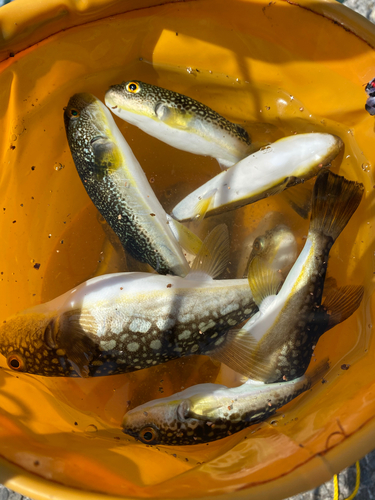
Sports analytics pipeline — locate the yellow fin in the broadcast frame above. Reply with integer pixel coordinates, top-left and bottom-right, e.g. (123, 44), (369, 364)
(191, 188), (217, 221)
(155, 102), (193, 129)
(323, 284), (364, 330)
(247, 255), (283, 307)
(282, 182), (313, 219)
(91, 137), (122, 178)
(189, 224), (229, 279)
(209, 327), (275, 381)
(167, 217), (204, 256)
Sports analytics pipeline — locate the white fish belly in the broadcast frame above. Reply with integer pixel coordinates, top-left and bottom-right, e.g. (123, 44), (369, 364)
(172, 133), (338, 220)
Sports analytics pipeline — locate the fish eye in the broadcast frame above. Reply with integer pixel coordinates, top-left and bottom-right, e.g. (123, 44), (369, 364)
(253, 237), (265, 252)
(139, 426), (158, 444)
(69, 108), (80, 118)
(126, 81), (140, 94)
(7, 351), (25, 372)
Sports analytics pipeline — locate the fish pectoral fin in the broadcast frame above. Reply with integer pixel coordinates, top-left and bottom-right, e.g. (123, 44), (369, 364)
(58, 314), (97, 377)
(166, 216), (204, 256)
(322, 284), (364, 331)
(154, 101), (172, 121)
(154, 101), (191, 129)
(247, 255), (283, 307)
(187, 399), (226, 419)
(209, 328), (274, 381)
(191, 188), (218, 222)
(189, 223), (229, 279)
(282, 182), (313, 219)
(91, 137), (121, 178)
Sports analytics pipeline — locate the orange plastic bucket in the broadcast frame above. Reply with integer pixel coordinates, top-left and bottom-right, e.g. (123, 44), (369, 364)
(0, 0), (375, 499)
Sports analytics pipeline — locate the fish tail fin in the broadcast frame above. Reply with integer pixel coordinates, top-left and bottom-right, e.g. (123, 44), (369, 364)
(309, 170), (364, 242)
(323, 284), (364, 330)
(306, 357), (330, 387)
(188, 223), (230, 279)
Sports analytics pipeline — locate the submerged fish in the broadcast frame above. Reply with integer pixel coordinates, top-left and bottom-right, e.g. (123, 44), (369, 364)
(0, 225), (258, 378)
(122, 359), (328, 445)
(211, 170), (364, 383)
(105, 80), (252, 170)
(245, 224), (298, 279)
(64, 93), (190, 277)
(171, 133), (343, 222)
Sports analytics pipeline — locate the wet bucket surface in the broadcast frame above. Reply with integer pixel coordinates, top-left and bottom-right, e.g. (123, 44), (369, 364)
(0, 0), (375, 499)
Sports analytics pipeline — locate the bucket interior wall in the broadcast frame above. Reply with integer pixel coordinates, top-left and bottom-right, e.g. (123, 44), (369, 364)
(0, 0), (375, 499)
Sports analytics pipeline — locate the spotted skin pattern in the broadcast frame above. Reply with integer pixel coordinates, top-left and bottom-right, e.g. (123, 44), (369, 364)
(105, 80), (252, 165)
(0, 276), (257, 377)
(247, 233), (333, 383)
(224, 170), (365, 384)
(123, 373), (313, 445)
(64, 93), (189, 277)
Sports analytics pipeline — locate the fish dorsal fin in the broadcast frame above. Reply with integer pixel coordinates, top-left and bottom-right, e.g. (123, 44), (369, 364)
(166, 216), (204, 256)
(322, 284), (364, 331)
(282, 182), (313, 219)
(57, 312), (97, 377)
(189, 224), (229, 279)
(247, 255), (283, 307)
(209, 327), (276, 381)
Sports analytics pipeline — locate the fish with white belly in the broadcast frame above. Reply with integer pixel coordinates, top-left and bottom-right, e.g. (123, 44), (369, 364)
(210, 170), (364, 383)
(122, 359), (329, 445)
(64, 93), (190, 277)
(0, 225), (258, 378)
(105, 80), (253, 170)
(171, 133), (343, 221)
